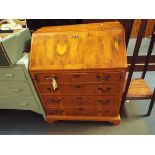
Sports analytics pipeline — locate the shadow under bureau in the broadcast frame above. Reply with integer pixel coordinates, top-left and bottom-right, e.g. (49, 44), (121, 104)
(29, 22), (127, 125)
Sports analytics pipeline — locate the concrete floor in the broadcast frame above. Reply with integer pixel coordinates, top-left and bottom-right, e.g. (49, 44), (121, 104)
(0, 72), (154, 135)
(131, 71), (155, 135)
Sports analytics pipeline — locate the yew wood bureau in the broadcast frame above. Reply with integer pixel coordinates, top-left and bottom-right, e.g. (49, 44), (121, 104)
(29, 22), (127, 125)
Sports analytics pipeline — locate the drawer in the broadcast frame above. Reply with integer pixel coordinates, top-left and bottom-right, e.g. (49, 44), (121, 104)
(46, 107), (99, 116)
(64, 107), (99, 116)
(0, 96), (38, 110)
(38, 83), (121, 95)
(35, 71), (121, 83)
(0, 53), (11, 66)
(0, 81), (32, 96)
(42, 95), (119, 107)
(0, 68), (26, 81)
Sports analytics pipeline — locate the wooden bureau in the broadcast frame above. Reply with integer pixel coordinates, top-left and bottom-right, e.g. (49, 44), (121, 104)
(29, 22), (127, 125)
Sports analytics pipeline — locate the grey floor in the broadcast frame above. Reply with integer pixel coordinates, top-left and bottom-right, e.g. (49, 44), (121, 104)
(0, 38), (154, 135)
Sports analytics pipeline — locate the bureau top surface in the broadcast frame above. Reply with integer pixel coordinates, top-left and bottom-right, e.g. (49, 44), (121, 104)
(29, 22), (127, 71)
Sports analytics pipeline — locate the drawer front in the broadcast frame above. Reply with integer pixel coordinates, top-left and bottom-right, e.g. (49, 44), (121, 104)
(38, 83), (121, 95)
(0, 81), (32, 96)
(46, 107), (98, 116)
(0, 68), (26, 81)
(64, 107), (98, 116)
(0, 96), (38, 110)
(42, 95), (118, 107)
(0, 53), (11, 66)
(36, 72), (121, 83)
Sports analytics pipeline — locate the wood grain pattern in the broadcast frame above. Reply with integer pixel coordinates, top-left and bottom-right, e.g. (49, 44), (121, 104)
(35, 71), (122, 83)
(29, 22), (127, 125)
(131, 19), (155, 38)
(47, 115), (121, 125)
(127, 79), (153, 99)
(37, 83), (121, 96)
(42, 95), (119, 107)
(29, 22), (127, 71)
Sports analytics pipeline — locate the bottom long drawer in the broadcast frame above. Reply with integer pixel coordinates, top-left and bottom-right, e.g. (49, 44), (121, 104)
(46, 107), (119, 117)
(0, 96), (39, 111)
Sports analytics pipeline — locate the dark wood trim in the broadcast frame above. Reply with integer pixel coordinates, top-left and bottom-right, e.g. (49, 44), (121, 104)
(127, 63), (155, 71)
(127, 55), (155, 71)
(141, 23), (155, 78)
(147, 88), (155, 116)
(121, 20), (148, 112)
(127, 55), (155, 64)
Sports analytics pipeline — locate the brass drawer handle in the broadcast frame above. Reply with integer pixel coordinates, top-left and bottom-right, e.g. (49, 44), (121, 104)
(19, 102), (29, 106)
(96, 74), (101, 81)
(73, 74), (80, 78)
(105, 110), (110, 113)
(47, 87), (52, 92)
(74, 85), (81, 88)
(98, 99), (103, 104)
(49, 98), (62, 103)
(96, 74), (111, 81)
(105, 99), (110, 104)
(55, 109), (64, 114)
(56, 99), (62, 103)
(98, 99), (111, 104)
(45, 75), (57, 80)
(10, 88), (21, 92)
(103, 87), (111, 93)
(76, 97), (83, 100)
(0, 73), (13, 78)
(103, 74), (110, 81)
(98, 87), (111, 93)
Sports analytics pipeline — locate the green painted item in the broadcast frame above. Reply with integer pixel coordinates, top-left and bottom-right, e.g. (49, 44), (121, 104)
(0, 28), (31, 67)
(0, 53), (46, 120)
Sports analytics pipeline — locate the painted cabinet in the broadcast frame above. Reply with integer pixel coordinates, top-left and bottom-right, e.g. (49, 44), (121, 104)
(0, 53), (46, 119)
(0, 28), (31, 66)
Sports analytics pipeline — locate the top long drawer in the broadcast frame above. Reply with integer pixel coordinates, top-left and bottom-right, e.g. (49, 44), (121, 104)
(0, 68), (26, 81)
(35, 71), (122, 83)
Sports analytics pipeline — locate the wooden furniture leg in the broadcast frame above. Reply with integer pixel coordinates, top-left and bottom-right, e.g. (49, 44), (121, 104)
(147, 89), (155, 116)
